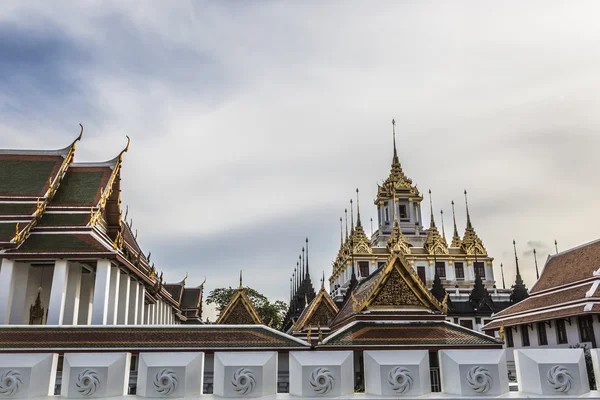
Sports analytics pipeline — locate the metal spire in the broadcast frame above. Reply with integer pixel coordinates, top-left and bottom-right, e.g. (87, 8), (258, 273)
(555, 240), (559, 254)
(350, 199), (354, 233)
(451, 200), (461, 247)
(370, 218), (373, 237)
(302, 247), (305, 280)
(533, 248), (539, 280)
(464, 190), (472, 228)
(340, 217), (343, 247)
(356, 188), (362, 227)
(392, 119), (398, 162)
(440, 209), (446, 241)
(428, 189), (436, 228)
(239, 270), (243, 288)
(290, 277), (292, 302)
(305, 237), (310, 277)
(513, 240), (522, 284)
(500, 263), (506, 289)
(345, 209), (348, 241)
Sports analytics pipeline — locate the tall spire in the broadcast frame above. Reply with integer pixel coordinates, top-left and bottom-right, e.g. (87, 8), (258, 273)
(305, 237), (310, 278)
(350, 199), (354, 234)
(533, 248), (539, 280)
(460, 190), (486, 255)
(345, 209), (348, 241)
(428, 189), (436, 229)
(392, 118), (398, 163)
(302, 247), (305, 279)
(500, 263), (506, 289)
(290, 277), (293, 302)
(340, 217), (343, 247)
(424, 189), (446, 255)
(450, 200), (461, 248)
(440, 209), (447, 245)
(292, 271), (296, 297)
(510, 240), (529, 303)
(513, 240), (522, 283)
(464, 190), (472, 228)
(356, 188), (362, 227)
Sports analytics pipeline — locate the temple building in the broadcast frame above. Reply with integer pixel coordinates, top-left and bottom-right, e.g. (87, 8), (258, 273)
(283, 120), (528, 335)
(0, 127), (203, 326)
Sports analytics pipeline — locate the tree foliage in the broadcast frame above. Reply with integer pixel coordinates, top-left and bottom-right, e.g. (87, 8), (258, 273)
(206, 286), (288, 330)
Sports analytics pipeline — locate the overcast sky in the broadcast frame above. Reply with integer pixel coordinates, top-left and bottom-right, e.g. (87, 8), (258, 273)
(2, 1), (600, 320)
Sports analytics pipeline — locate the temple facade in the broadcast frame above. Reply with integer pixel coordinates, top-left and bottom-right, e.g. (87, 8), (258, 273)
(0, 127), (203, 326)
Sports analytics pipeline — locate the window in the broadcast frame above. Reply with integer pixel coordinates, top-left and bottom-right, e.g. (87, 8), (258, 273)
(505, 327), (514, 347)
(358, 261), (369, 278)
(417, 266), (426, 284)
(537, 322), (548, 345)
(556, 319), (568, 344)
(435, 262), (446, 278)
(578, 315), (595, 343)
(385, 208), (389, 223)
(399, 205), (408, 219)
(377, 261), (386, 269)
(455, 262), (464, 279)
(474, 261), (485, 279)
(460, 319), (474, 330)
(521, 325), (530, 347)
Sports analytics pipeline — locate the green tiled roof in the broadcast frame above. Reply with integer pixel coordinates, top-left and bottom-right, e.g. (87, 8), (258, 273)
(0, 203), (35, 215)
(38, 213), (89, 227)
(322, 321), (502, 347)
(0, 223), (17, 241)
(0, 159), (59, 196)
(52, 170), (105, 205)
(16, 234), (108, 252)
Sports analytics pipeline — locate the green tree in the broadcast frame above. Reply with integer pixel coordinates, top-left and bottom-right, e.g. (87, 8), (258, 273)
(206, 287), (288, 330)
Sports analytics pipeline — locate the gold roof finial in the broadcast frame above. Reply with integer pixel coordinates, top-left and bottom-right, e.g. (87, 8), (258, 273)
(450, 200), (461, 247)
(392, 118), (398, 162)
(460, 190), (486, 255)
(321, 271), (325, 290)
(355, 188), (362, 227)
(118, 135), (131, 162)
(555, 240), (559, 254)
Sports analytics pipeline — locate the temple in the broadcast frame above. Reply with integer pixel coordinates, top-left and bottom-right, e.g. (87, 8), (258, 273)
(0, 127), (203, 326)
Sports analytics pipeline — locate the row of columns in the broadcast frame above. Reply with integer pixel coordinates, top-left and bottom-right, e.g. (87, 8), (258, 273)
(0, 258), (179, 326)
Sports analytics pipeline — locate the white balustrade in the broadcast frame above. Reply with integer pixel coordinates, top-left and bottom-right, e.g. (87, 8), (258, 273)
(439, 349), (509, 396)
(61, 352), (131, 398)
(213, 352), (277, 398)
(289, 351), (353, 398)
(515, 348), (589, 396)
(364, 350), (430, 396)
(0, 353), (57, 398)
(137, 352), (204, 398)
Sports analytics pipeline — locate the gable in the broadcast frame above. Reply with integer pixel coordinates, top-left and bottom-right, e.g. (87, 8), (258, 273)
(308, 301), (337, 327)
(221, 300), (258, 325)
(371, 267), (423, 307)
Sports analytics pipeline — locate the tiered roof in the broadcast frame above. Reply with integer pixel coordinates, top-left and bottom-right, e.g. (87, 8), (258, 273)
(484, 238), (600, 330)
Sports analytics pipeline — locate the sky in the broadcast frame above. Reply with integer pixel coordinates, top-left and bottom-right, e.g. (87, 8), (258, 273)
(2, 1), (600, 320)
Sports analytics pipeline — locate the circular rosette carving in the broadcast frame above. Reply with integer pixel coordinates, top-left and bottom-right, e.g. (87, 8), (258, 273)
(153, 368), (179, 396)
(387, 366), (413, 394)
(309, 367), (335, 395)
(0, 370), (23, 397)
(546, 365), (573, 393)
(75, 369), (100, 396)
(466, 366), (493, 394)
(231, 368), (256, 395)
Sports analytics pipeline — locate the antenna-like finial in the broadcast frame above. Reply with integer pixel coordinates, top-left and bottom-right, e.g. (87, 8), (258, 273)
(464, 190), (472, 228)
(440, 209), (446, 240)
(370, 217), (373, 238)
(428, 189), (436, 228)
(500, 262), (506, 289)
(306, 237), (310, 277)
(345, 209), (348, 241)
(302, 246), (305, 279)
(350, 199), (354, 233)
(392, 118), (398, 160)
(340, 217), (343, 246)
(533, 248), (539, 280)
(555, 240), (559, 254)
(513, 240), (521, 279)
(356, 188), (362, 227)
(239, 270), (243, 288)
(321, 271), (325, 290)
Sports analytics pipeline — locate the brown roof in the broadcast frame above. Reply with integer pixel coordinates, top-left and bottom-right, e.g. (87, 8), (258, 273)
(494, 283), (596, 318)
(484, 303), (600, 330)
(0, 326), (310, 350)
(532, 239), (600, 293)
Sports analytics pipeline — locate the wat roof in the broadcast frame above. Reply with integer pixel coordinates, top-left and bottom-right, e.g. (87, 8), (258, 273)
(321, 320), (502, 348)
(0, 325), (310, 351)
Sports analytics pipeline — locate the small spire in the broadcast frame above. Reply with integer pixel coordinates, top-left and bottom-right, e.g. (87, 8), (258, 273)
(500, 263), (506, 289)
(292, 271), (296, 297)
(555, 240), (559, 254)
(321, 271), (325, 290)
(392, 188), (398, 226)
(305, 237), (310, 278)
(392, 118), (399, 163)
(297, 257), (301, 289)
(451, 200), (461, 247)
(440, 209), (446, 242)
(344, 209), (348, 241)
(290, 277), (292, 302)
(428, 189), (436, 228)
(370, 218), (373, 237)
(239, 270), (243, 288)
(513, 240), (523, 284)
(350, 199), (354, 233)
(464, 190), (472, 228)
(355, 188), (362, 227)
(533, 248), (539, 280)
(302, 247), (305, 279)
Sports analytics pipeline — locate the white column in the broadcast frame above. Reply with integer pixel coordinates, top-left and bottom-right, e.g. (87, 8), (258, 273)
(91, 260), (112, 325)
(149, 304), (154, 325)
(144, 304), (150, 324)
(128, 280), (139, 325)
(9, 263), (30, 324)
(107, 266), (120, 325)
(78, 271), (94, 325)
(47, 260), (69, 325)
(0, 259), (17, 324)
(137, 284), (145, 325)
(117, 273), (130, 324)
(63, 263), (82, 325)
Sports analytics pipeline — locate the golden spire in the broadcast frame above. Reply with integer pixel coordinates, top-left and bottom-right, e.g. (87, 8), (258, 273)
(424, 190), (447, 255)
(440, 209), (448, 246)
(387, 189), (411, 255)
(460, 191), (486, 255)
(450, 200), (462, 248)
(392, 118), (399, 165)
(428, 189), (436, 229)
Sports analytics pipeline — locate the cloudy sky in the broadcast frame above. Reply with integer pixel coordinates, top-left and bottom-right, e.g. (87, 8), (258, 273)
(2, 1), (600, 320)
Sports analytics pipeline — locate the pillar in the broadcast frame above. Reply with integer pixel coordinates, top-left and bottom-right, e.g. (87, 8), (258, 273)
(47, 260), (69, 325)
(78, 270), (95, 325)
(9, 263), (30, 324)
(0, 259), (17, 324)
(137, 284), (145, 325)
(63, 263), (82, 325)
(117, 272), (130, 324)
(107, 266), (120, 325)
(128, 279), (139, 325)
(91, 260), (112, 325)
(144, 304), (150, 324)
